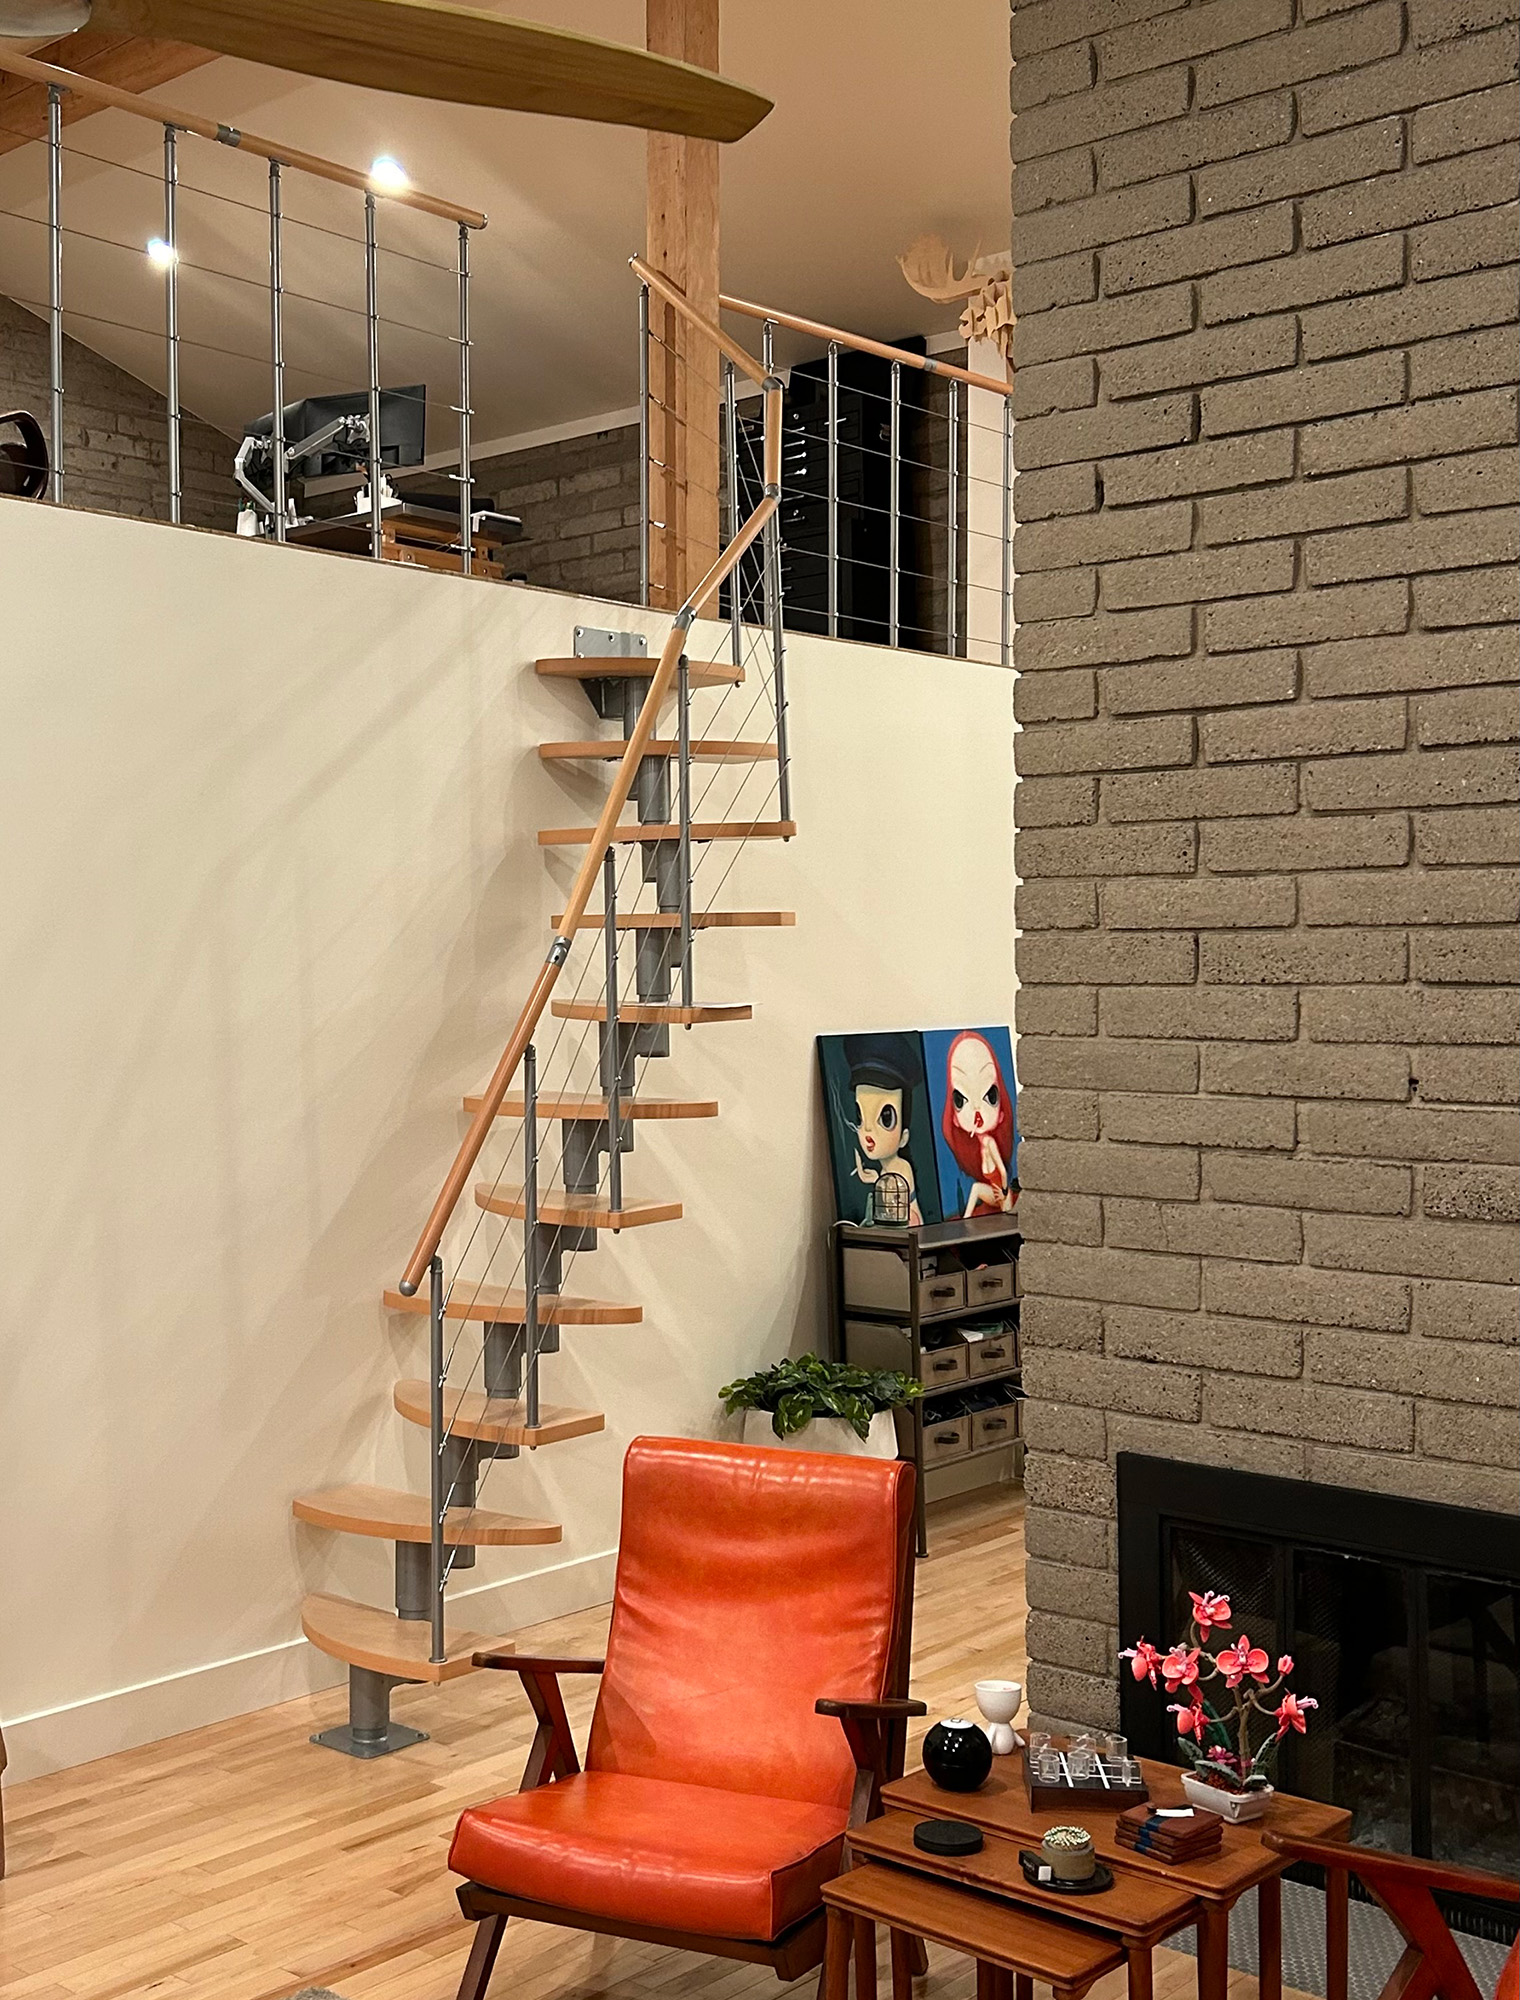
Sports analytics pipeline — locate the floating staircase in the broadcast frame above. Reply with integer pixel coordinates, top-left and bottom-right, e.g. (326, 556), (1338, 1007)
(295, 595), (795, 1755)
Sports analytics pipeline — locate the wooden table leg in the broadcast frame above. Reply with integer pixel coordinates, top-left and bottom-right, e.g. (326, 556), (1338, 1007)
(825, 1908), (852, 2000)
(1195, 1902), (1230, 2000)
(976, 1963), (997, 2000)
(1258, 1874), (1283, 2000)
(1325, 1866), (1349, 2000)
(1126, 1944), (1154, 2000)
(853, 1915), (878, 2000)
(889, 1930), (914, 2000)
(1014, 1978), (1034, 2000)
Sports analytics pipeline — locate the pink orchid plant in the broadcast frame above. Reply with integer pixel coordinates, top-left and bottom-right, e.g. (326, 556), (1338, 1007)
(1120, 1590), (1316, 1795)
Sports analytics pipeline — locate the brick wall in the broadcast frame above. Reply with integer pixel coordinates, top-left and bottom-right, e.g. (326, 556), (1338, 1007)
(474, 422), (642, 602)
(2, 296), (236, 531)
(1008, 0), (1520, 1729)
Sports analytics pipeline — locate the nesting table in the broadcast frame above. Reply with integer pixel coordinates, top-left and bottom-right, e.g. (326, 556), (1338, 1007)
(859, 1750), (1352, 2000)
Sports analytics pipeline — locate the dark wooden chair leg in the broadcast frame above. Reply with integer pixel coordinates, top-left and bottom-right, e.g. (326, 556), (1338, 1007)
(455, 1913), (509, 2000)
(1325, 1865), (1349, 2000)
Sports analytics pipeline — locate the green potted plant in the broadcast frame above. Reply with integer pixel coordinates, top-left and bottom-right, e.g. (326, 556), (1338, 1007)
(719, 1353), (923, 1459)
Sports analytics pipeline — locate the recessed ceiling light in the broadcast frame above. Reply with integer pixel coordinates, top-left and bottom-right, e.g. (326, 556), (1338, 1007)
(146, 236), (177, 270)
(369, 155), (410, 195)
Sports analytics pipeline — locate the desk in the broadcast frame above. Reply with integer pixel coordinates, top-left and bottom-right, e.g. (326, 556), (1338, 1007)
(287, 500), (523, 577)
(882, 1753), (1351, 2000)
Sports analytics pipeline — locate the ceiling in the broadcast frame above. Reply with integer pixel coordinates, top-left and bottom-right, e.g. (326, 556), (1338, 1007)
(0, 2), (1009, 452)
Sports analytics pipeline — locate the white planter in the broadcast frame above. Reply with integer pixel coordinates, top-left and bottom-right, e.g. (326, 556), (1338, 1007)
(1181, 1771), (1274, 1823)
(742, 1410), (900, 1459)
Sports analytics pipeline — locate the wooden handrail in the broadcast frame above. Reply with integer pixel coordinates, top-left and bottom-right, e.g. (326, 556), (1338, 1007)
(633, 255), (769, 390)
(398, 274), (776, 1293)
(719, 292), (1012, 398)
(0, 49), (487, 229)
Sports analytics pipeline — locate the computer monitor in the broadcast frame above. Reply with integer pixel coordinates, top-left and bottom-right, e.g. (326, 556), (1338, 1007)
(244, 386), (426, 481)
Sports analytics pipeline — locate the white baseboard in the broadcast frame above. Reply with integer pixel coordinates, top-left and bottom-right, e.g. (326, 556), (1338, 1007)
(2, 1547), (618, 1783)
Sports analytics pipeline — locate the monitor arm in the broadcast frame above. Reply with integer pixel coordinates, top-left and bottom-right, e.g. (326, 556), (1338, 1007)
(234, 413), (372, 520)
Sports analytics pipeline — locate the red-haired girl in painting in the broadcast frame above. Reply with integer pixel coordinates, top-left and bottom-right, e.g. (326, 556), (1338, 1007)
(941, 1030), (1017, 1218)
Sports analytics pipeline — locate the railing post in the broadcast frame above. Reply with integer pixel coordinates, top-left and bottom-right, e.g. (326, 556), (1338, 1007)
(268, 160), (286, 542)
(826, 339), (839, 639)
(457, 222), (473, 577)
(1001, 394), (1013, 670)
(763, 381), (792, 827)
(946, 378), (959, 659)
(523, 1043), (540, 1430)
(602, 849), (625, 1216)
(677, 652), (694, 1005)
(46, 83), (63, 506)
(364, 190), (383, 561)
(428, 1252), (446, 1666)
(724, 357), (741, 666)
(888, 360), (901, 649)
(162, 123), (181, 525)
(638, 282), (651, 608)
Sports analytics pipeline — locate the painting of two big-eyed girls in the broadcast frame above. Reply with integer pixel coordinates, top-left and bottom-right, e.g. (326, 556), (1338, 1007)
(817, 1027), (1018, 1226)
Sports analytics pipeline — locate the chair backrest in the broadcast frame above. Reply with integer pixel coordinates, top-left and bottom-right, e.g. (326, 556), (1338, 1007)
(587, 1437), (914, 1810)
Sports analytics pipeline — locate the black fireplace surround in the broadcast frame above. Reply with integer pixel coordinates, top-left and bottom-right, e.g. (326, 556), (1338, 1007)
(1117, 1454), (1520, 1938)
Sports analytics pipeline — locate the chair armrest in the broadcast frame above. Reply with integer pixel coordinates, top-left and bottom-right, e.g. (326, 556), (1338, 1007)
(1264, 1832), (1520, 1904)
(472, 1652), (606, 1674)
(470, 1656), (604, 1788)
(816, 1697), (928, 1721)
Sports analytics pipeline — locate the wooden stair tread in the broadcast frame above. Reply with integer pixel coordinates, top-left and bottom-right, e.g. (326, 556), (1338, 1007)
(292, 1484), (561, 1546)
(535, 657), (741, 689)
(551, 999), (751, 1025)
(470, 1091), (719, 1121)
(539, 820), (796, 846)
(394, 1381), (606, 1448)
(300, 1592), (513, 1684)
(552, 910), (795, 931)
(473, 1181), (683, 1227)
(384, 1281), (642, 1325)
(539, 738), (777, 762)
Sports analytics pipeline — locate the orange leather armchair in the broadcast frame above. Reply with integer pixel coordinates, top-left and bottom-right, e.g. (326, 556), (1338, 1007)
(1264, 1832), (1520, 2000)
(447, 1437), (923, 2000)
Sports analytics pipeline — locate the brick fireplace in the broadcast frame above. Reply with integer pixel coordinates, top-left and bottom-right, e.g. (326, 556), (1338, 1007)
(1007, 0), (1520, 1747)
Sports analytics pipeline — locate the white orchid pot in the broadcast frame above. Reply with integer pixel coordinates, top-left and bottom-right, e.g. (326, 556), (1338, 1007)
(1181, 1771), (1274, 1822)
(742, 1410), (900, 1459)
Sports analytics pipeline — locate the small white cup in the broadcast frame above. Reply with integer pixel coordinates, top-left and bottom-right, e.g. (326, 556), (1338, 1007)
(974, 1678), (1024, 1756)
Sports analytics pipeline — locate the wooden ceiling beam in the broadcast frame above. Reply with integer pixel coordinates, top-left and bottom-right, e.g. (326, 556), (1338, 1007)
(0, 32), (214, 158)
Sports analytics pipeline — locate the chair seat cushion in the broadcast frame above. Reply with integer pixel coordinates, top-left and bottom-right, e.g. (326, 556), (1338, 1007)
(449, 1770), (849, 1941)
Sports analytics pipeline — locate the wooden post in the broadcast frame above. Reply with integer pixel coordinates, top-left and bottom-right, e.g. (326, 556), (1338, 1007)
(646, 0), (721, 613)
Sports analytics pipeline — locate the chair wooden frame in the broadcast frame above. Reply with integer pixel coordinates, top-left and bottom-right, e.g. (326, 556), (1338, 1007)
(450, 1520), (923, 2000)
(1263, 1831), (1520, 2000)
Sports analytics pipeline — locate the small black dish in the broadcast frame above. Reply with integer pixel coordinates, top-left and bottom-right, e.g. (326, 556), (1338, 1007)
(913, 1819), (985, 1857)
(1018, 1850), (1115, 1895)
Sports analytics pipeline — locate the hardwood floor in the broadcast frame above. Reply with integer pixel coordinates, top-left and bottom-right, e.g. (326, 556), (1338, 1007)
(0, 1487), (1305, 2000)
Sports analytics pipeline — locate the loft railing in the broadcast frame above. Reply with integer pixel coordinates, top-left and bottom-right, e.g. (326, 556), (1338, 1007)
(0, 48), (484, 561)
(637, 286), (1016, 666)
(397, 260), (787, 1662)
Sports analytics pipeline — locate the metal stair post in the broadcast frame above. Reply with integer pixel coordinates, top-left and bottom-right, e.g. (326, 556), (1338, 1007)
(524, 1044), (541, 1429)
(602, 851), (624, 1219)
(429, 1253), (446, 1666)
(677, 652), (694, 1008)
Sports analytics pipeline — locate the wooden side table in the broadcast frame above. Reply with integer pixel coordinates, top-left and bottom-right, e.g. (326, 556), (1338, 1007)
(825, 1860), (1125, 2000)
(883, 1754), (1352, 2000)
(850, 1811), (1197, 1999)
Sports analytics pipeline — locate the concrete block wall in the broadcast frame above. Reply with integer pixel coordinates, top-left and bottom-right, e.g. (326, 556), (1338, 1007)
(474, 423), (642, 602)
(1, 297), (236, 531)
(1008, 0), (1520, 1728)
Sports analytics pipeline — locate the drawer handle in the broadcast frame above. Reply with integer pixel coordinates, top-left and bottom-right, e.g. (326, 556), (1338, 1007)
(931, 1358), (958, 1374)
(928, 1284), (956, 1300)
(982, 1418), (1008, 1434)
(933, 1431), (960, 1445)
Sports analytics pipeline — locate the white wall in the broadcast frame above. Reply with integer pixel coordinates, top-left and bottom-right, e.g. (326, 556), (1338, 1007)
(0, 498), (1015, 1779)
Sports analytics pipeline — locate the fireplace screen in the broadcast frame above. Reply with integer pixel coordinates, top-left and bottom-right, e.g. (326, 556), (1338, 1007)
(1122, 1455), (1520, 1903)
